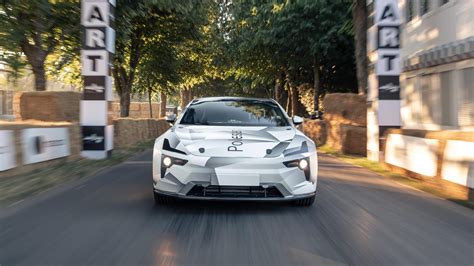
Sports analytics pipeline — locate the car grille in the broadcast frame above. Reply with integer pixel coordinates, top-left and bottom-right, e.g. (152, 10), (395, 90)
(187, 185), (284, 198)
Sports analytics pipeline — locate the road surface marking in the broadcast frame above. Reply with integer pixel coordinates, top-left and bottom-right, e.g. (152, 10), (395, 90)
(319, 163), (360, 168)
(123, 161), (153, 165)
(75, 184), (86, 190)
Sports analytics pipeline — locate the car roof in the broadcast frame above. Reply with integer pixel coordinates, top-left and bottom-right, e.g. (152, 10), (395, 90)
(190, 97), (277, 104)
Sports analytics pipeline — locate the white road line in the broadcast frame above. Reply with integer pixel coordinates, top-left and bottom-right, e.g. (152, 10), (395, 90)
(75, 184), (86, 190)
(319, 163), (360, 168)
(8, 199), (25, 208)
(123, 161), (153, 165)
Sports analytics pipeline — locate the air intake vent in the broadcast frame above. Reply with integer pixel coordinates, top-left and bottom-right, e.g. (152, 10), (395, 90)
(163, 139), (186, 155)
(187, 185), (283, 198)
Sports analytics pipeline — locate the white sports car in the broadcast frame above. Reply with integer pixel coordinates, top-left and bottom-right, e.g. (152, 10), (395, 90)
(152, 97), (318, 206)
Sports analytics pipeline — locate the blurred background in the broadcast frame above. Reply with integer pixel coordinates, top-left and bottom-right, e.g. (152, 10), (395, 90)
(0, 0), (472, 190)
(0, 1), (473, 265)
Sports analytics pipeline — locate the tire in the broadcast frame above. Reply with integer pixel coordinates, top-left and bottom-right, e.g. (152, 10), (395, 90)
(294, 195), (315, 206)
(154, 192), (175, 204)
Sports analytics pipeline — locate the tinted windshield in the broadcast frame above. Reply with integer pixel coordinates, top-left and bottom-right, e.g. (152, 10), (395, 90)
(179, 100), (290, 127)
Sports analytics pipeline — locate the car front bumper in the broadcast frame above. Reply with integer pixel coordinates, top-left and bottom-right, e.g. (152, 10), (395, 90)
(153, 186), (316, 201)
(152, 153), (318, 200)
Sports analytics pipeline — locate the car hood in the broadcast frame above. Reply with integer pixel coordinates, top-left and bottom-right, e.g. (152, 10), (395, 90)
(166, 125), (302, 158)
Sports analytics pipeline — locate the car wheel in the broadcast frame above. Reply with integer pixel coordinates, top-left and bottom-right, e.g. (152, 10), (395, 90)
(154, 192), (174, 204)
(294, 195), (315, 206)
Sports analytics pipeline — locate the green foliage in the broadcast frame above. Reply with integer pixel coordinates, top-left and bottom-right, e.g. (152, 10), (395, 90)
(0, 0), (80, 89)
(0, 0), (357, 108)
(113, 0), (215, 115)
(222, 0), (357, 96)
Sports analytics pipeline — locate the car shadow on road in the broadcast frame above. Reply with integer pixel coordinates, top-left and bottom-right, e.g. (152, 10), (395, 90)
(150, 198), (306, 215)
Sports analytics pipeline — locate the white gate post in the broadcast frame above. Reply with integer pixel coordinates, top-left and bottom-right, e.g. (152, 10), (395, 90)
(367, 0), (402, 161)
(80, 0), (116, 159)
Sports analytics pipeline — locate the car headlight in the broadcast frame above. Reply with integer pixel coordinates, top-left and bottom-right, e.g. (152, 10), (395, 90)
(162, 155), (188, 168)
(298, 159), (308, 169)
(161, 155), (188, 178)
(283, 158), (308, 170)
(283, 158), (311, 181)
(163, 156), (172, 167)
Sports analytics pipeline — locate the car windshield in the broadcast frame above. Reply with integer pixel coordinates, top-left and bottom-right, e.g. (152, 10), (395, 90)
(179, 100), (290, 127)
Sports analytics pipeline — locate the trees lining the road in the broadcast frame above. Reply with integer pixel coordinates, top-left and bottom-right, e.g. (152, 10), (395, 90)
(221, 0), (357, 116)
(0, 0), (79, 91)
(112, 0), (212, 117)
(0, 0), (362, 117)
(352, 0), (368, 95)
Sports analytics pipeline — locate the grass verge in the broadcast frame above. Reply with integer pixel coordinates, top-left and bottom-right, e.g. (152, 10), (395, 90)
(0, 140), (155, 208)
(318, 145), (473, 209)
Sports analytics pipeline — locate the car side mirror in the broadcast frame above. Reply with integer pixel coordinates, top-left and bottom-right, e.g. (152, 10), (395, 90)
(165, 114), (177, 124)
(312, 111), (324, 120)
(292, 115), (303, 125)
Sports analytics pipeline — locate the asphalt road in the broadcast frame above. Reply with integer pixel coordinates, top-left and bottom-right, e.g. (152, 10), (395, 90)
(1, 150), (473, 266)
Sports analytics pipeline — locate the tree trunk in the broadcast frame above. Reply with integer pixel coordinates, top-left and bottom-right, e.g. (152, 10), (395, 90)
(185, 89), (191, 105)
(352, 0), (368, 95)
(160, 91), (167, 118)
(31, 64), (47, 91)
(21, 42), (48, 91)
(184, 90), (190, 107)
(113, 30), (143, 117)
(274, 75), (282, 105)
(120, 89), (130, 117)
(181, 88), (192, 110)
(313, 56), (321, 112)
(285, 81), (292, 116)
(148, 87), (153, 118)
(290, 83), (299, 117)
(186, 89), (193, 104)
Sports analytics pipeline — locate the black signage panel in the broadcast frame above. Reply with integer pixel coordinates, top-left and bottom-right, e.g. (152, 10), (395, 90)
(82, 126), (106, 150)
(378, 75), (400, 100)
(83, 76), (106, 100)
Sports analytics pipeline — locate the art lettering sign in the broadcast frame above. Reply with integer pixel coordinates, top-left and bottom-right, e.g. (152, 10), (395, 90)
(80, 0), (115, 159)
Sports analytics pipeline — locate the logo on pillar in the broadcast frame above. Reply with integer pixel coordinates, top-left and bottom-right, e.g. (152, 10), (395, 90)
(82, 126), (106, 151)
(84, 76), (110, 100)
(378, 76), (400, 100)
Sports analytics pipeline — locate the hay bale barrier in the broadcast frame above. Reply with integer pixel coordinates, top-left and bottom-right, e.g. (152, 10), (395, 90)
(110, 102), (161, 119)
(113, 118), (170, 149)
(323, 93), (366, 126)
(340, 125), (367, 156)
(302, 120), (327, 146)
(17, 91), (81, 122)
(303, 93), (367, 155)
